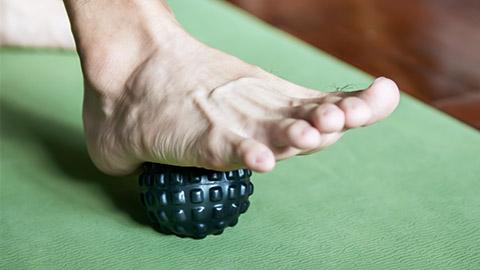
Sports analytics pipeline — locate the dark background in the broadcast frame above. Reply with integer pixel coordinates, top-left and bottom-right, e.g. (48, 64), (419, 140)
(228, 0), (480, 129)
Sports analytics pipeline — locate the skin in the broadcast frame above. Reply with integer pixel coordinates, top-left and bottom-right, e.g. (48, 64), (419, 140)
(1, 0), (400, 175)
(0, 0), (75, 49)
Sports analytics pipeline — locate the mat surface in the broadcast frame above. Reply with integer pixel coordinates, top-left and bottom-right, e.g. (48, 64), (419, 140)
(1, 1), (479, 269)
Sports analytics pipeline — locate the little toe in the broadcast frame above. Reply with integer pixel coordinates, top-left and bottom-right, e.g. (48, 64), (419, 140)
(201, 129), (275, 172)
(272, 118), (321, 150)
(237, 138), (276, 172)
(337, 96), (372, 128)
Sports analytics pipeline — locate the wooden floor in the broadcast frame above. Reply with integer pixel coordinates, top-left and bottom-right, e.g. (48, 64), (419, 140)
(228, 0), (480, 129)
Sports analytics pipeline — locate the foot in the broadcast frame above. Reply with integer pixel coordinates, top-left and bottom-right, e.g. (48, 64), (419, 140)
(80, 13), (399, 175)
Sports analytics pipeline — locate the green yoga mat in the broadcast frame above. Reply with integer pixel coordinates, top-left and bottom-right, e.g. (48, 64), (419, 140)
(1, 1), (479, 269)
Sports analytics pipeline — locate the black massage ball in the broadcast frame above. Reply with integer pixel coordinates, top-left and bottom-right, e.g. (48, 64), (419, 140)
(139, 163), (254, 239)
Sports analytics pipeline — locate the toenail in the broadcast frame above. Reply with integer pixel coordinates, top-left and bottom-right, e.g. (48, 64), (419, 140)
(375, 76), (387, 82)
(301, 126), (316, 137)
(254, 151), (270, 164)
(345, 98), (362, 110)
(322, 106), (338, 117)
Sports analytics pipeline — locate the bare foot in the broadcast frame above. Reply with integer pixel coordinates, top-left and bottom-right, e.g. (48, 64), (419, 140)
(75, 3), (399, 175)
(6, 0), (400, 175)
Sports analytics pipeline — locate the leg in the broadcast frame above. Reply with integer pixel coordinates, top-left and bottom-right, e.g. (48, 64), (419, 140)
(61, 0), (400, 175)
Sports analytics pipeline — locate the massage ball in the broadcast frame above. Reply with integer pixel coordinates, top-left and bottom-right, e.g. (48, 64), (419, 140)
(139, 163), (254, 239)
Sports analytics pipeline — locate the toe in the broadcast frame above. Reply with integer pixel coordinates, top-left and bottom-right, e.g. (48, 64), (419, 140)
(342, 77), (400, 126)
(237, 138), (276, 172)
(337, 96), (372, 128)
(272, 118), (321, 150)
(291, 103), (345, 132)
(310, 103), (345, 132)
(299, 132), (344, 155)
(202, 129), (276, 173)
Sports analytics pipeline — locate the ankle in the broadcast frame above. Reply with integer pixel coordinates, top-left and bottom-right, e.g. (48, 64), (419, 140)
(66, 0), (182, 97)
